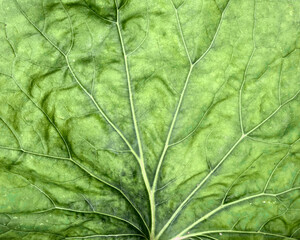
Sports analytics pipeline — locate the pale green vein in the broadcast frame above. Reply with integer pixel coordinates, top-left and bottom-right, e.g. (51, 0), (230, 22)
(0, 230), (11, 238)
(204, 130), (214, 171)
(10, 70), (72, 158)
(263, 151), (290, 192)
(0, 116), (22, 148)
(170, 0), (192, 64)
(195, 237), (204, 240)
(278, 59), (284, 105)
(59, 0), (74, 55)
(127, 0), (149, 56)
(2, 22), (16, 57)
(177, 230), (298, 240)
(291, 227), (300, 238)
(10, 171), (57, 208)
(114, 1), (153, 236)
(0, 145), (70, 161)
(81, 194), (95, 212)
(115, 0), (145, 179)
(222, 152), (263, 205)
(292, 169), (300, 187)
(65, 233), (146, 239)
(193, 0), (229, 66)
(82, 0), (116, 24)
(85, 22), (96, 95)
(239, 0), (256, 135)
(247, 88), (300, 136)
(38, 207), (145, 236)
(231, 216), (246, 230)
(200, 235), (218, 240)
(257, 209), (288, 232)
(247, 136), (290, 147)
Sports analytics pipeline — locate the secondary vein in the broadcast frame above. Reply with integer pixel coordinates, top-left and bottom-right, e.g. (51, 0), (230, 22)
(155, 1), (230, 238)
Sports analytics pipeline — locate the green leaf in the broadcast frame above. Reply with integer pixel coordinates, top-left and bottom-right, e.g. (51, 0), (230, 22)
(0, 0), (299, 239)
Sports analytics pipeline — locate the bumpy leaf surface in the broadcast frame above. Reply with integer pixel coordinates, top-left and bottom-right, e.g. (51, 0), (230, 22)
(0, 0), (300, 239)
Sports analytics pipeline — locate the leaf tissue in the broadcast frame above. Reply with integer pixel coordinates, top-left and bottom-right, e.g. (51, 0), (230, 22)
(0, 0), (299, 239)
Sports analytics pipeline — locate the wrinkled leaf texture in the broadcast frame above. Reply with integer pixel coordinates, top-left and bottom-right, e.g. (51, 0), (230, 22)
(0, 0), (300, 240)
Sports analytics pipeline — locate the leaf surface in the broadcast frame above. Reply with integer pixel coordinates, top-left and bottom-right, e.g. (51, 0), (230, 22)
(0, 0), (299, 240)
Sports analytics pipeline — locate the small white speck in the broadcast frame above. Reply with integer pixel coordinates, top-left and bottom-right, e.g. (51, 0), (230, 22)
(263, 201), (266, 203)
(219, 233), (222, 236)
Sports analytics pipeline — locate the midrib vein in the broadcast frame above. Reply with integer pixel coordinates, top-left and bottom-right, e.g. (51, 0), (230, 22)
(152, 2), (195, 238)
(114, 1), (154, 237)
